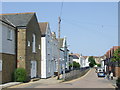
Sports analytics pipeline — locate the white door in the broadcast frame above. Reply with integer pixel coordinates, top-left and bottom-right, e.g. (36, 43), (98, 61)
(31, 61), (37, 78)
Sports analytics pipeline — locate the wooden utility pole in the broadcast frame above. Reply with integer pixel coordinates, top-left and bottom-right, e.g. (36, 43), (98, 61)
(57, 16), (61, 79)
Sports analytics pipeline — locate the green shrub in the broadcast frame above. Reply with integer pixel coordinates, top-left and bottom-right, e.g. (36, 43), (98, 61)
(116, 77), (120, 83)
(89, 63), (94, 67)
(97, 64), (101, 67)
(14, 68), (27, 82)
(73, 61), (80, 69)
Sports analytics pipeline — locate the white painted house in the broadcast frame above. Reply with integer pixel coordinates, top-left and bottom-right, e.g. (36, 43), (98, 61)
(71, 53), (80, 64)
(59, 37), (69, 71)
(51, 32), (59, 75)
(0, 16), (16, 83)
(39, 22), (55, 78)
(80, 56), (90, 68)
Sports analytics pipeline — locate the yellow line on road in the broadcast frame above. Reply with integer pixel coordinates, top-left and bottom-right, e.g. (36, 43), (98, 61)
(63, 69), (92, 83)
(9, 81), (33, 88)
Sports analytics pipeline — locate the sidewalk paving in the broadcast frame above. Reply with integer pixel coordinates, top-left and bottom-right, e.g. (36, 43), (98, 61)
(1, 75), (63, 89)
(104, 76), (117, 88)
(35, 76), (63, 85)
(109, 77), (117, 88)
(0, 82), (22, 89)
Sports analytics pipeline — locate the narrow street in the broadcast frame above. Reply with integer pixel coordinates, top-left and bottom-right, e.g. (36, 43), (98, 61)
(10, 68), (115, 88)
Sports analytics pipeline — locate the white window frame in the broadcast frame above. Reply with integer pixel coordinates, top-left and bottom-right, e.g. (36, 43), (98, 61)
(38, 44), (41, 49)
(28, 41), (30, 47)
(7, 28), (12, 41)
(0, 60), (2, 71)
(32, 34), (36, 53)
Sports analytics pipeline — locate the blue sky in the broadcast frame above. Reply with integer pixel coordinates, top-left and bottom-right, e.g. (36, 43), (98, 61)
(2, 2), (118, 56)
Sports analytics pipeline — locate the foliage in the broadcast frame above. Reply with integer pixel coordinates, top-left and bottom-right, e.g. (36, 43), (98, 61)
(69, 64), (72, 70)
(14, 68), (27, 82)
(72, 61), (80, 69)
(88, 56), (96, 67)
(116, 77), (120, 83)
(89, 63), (94, 67)
(97, 64), (101, 67)
(111, 48), (120, 66)
(69, 64), (72, 67)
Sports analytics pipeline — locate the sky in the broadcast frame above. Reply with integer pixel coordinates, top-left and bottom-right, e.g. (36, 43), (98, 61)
(2, 2), (118, 56)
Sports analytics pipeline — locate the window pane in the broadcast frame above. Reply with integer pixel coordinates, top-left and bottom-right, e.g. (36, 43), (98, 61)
(0, 60), (2, 71)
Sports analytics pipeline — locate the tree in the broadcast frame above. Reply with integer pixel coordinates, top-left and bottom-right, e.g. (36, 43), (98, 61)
(97, 64), (101, 67)
(72, 61), (80, 69)
(111, 48), (120, 66)
(89, 63), (94, 67)
(88, 56), (96, 67)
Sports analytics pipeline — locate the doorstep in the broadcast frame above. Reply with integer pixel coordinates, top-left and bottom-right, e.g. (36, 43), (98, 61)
(30, 78), (40, 82)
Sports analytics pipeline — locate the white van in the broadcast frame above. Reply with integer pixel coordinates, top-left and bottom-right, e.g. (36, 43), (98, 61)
(96, 67), (104, 73)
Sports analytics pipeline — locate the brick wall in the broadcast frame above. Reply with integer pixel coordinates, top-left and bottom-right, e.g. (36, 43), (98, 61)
(115, 67), (120, 77)
(17, 29), (26, 69)
(17, 14), (41, 79)
(0, 53), (16, 83)
(26, 15), (41, 78)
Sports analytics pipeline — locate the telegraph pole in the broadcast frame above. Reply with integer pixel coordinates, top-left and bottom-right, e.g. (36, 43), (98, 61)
(57, 16), (61, 80)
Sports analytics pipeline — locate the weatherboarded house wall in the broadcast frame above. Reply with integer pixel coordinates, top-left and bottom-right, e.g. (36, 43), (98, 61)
(0, 18), (16, 83)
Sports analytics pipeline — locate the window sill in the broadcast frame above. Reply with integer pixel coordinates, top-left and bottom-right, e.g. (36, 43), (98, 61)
(7, 39), (12, 41)
(32, 52), (37, 54)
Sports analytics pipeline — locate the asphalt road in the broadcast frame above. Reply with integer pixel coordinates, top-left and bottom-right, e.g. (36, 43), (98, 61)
(11, 68), (115, 88)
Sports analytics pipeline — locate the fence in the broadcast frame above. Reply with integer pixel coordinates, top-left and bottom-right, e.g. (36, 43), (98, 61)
(64, 68), (90, 81)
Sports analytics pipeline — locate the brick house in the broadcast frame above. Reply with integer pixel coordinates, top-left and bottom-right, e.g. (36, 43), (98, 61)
(0, 16), (16, 83)
(2, 12), (41, 80)
(104, 46), (120, 77)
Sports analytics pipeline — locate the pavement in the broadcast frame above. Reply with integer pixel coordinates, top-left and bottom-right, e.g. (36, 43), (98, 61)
(7, 75), (63, 88)
(109, 77), (117, 88)
(0, 82), (22, 89)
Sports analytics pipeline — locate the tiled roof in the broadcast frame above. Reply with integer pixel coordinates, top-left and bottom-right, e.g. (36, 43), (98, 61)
(83, 56), (88, 59)
(113, 46), (120, 51)
(57, 38), (64, 48)
(39, 22), (48, 35)
(0, 16), (15, 27)
(0, 12), (35, 26)
(69, 53), (80, 59)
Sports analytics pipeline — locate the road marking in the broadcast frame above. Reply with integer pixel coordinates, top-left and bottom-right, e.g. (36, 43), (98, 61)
(9, 81), (34, 88)
(63, 69), (92, 83)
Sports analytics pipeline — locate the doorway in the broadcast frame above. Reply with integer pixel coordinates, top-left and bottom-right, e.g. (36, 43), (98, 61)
(31, 61), (37, 78)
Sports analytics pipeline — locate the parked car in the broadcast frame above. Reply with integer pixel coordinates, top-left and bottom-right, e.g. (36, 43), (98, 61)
(97, 72), (105, 77)
(96, 67), (104, 73)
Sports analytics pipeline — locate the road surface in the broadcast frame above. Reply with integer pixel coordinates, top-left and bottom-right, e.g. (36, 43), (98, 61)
(10, 68), (115, 88)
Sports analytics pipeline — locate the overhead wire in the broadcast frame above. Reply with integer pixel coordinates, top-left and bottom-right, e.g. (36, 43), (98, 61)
(60, 1), (64, 18)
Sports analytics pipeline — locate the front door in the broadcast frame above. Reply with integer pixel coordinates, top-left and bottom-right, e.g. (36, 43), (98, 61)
(31, 61), (37, 78)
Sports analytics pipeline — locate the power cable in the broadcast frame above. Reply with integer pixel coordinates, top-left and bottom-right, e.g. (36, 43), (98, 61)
(60, 1), (64, 17)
